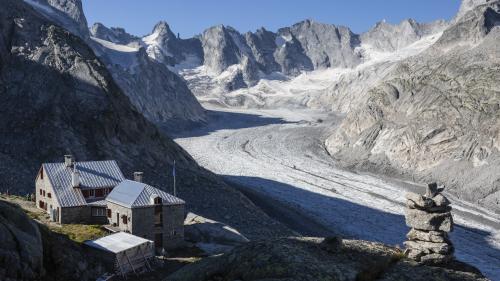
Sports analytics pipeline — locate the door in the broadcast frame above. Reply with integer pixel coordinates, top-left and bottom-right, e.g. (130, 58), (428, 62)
(155, 233), (163, 249)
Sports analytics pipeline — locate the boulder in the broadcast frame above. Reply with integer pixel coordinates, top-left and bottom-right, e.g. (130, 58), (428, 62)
(319, 236), (343, 253)
(407, 229), (448, 243)
(184, 212), (249, 254)
(406, 192), (434, 209)
(404, 241), (453, 255)
(405, 208), (453, 232)
(433, 194), (451, 207)
(419, 253), (453, 265)
(425, 183), (439, 198)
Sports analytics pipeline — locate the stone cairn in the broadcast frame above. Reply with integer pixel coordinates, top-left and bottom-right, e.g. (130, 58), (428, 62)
(404, 182), (454, 264)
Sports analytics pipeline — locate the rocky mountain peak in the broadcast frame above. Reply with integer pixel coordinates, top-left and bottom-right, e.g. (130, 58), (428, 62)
(24, 0), (89, 38)
(456, 0), (492, 20)
(152, 20), (176, 38)
(90, 22), (137, 44)
(436, 0), (500, 47)
(361, 18), (446, 52)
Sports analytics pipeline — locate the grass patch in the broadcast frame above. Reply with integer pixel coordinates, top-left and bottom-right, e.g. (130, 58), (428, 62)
(25, 209), (44, 220)
(50, 224), (107, 243)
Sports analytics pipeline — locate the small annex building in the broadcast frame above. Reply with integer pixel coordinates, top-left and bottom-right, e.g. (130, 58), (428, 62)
(106, 179), (185, 250)
(84, 232), (154, 277)
(35, 155), (125, 224)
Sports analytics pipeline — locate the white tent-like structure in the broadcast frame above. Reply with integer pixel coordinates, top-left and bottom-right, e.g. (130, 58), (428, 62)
(84, 232), (155, 277)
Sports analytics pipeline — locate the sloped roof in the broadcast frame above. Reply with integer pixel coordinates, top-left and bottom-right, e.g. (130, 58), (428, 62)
(106, 180), (184, 208)
(84, 232), (153, 254)
(43, 160), (125, 207)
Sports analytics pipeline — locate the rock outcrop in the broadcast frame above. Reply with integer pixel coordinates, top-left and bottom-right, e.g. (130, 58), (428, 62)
(0, 200), (44, 280)
(166, 237), (486, 281)
(184, 212), (249, 254)
(404, 183), (455, 264)
(0, 200), (106, 281)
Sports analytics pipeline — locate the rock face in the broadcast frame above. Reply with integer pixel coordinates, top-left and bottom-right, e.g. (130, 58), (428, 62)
(0, 200), (44, 280)
(166, 237), (486, 281)
(325, 0), (500, 212)
(278, 20), (361, 71)
(404, 183), (455, 264)
(25, 0), (207, 129)
(361, 19), (446, 52)
(0, 200), (106, 281)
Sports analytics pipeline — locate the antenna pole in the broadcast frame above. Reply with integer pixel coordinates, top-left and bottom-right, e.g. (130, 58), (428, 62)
(173, 160), (176, 197)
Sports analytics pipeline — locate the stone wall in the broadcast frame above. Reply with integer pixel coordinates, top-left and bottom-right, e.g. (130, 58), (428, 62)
(60, 206), (90, 224)
(35, 173), (60, 222)
(162, 204), (185, 249)
(106, 201), (133, 232)
(106, 201), (185, 249)
(131, 207), (155, 240)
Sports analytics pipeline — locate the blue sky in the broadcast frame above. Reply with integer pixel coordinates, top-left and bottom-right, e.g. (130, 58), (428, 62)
(83, 0), (462, 38)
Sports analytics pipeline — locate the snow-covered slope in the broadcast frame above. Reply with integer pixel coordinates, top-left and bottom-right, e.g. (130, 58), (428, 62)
(90, 25), (206, 129)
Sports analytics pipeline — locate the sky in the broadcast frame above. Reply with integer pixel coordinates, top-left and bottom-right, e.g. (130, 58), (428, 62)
(83, 0), (462, 38)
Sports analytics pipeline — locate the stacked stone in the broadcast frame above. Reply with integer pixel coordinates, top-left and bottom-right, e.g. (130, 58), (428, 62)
(404, 183), (454, 264)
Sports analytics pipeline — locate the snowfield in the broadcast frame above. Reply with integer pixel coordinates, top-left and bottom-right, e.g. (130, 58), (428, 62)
(175, 106), (500, 280)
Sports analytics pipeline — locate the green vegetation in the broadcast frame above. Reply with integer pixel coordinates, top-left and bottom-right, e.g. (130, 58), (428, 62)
(50, 224), (107, 243)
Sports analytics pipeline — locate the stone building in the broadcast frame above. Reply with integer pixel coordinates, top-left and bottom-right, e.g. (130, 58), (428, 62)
(106, 177), (185, 250)
(35, 155), (125, 224)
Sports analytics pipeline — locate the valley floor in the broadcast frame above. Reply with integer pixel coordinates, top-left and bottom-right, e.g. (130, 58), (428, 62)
(174, 106), (500, 280)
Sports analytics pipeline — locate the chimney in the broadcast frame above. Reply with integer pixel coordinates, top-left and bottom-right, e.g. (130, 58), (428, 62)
(64, 155), (74, 167)
(134, 172), (143, 183)
(72, 164), (80, 188)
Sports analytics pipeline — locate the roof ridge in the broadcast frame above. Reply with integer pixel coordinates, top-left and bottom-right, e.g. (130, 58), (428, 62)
(131, 182), (149, 207)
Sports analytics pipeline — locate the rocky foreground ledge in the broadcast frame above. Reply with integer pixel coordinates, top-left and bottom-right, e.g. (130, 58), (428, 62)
(166, 237), (486, 281)
(0, 197), (488, 281)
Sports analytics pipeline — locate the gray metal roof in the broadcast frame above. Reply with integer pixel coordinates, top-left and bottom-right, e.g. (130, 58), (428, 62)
(43, 160), (125, 207)
(87, 199), (108, 207)
(106, 180), (184, 208)
(84, 232), (153, 254)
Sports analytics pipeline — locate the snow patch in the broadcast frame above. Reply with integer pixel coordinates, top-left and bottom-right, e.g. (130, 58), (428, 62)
(141, 30), (173, 62)
(91, 37), (139, 72)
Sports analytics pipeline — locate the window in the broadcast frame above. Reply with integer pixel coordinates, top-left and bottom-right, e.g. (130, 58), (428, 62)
(39, 200), (44, 209)
(47, 193), (51, 198)
(91, 207), (106, 217)
(39, 189), (42, 195)
(154, 197), (162, 205)
(95, 189), (104, 198)
(107, 209), (111, 218)
(42, 190), (45, 197)
(40, 168), (43, 179)
(154, 205), (163, 226)
(122, 215), (128, 225)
